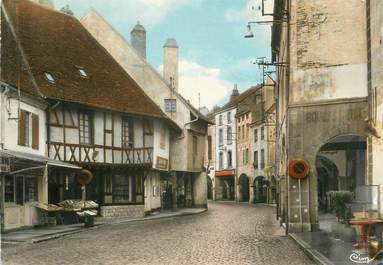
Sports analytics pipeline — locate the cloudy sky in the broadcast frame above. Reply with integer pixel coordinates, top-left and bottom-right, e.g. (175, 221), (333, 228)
(53, 0), (273, 110)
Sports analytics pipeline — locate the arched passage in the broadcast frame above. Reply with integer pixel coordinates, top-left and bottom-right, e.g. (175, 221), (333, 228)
(253, 176), (267, 203)
(315, 134), (366, 229)
(239, 174), (250, 202)
(207, 176), (213, 200)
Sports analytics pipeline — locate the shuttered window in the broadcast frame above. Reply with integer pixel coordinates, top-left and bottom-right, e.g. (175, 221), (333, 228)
(32, 114), (39, 149)
(18, 110), (27, 146)
(18, 110), (38, 148)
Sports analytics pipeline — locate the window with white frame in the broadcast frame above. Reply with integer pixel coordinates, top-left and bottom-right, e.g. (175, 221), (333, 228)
(165, 99), (177, 112)
(227, 127), (232, 144)
(219, 129), (223, 145)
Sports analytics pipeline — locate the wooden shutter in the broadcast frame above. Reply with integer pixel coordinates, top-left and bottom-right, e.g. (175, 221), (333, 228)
(32, 114), (39, 150)
(18, 110), (26, 146)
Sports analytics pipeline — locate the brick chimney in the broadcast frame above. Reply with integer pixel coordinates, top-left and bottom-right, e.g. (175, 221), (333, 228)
(163, 38), (178, 91)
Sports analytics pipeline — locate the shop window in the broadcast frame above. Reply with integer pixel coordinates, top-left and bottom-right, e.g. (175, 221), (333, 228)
(136, 176), (143, 194)
(25, 176), (38, 202)
(113, 175), (131, 203)
(104, 175), (112, 194)
(16, 176), (24, 205)
(5, 175), (14, 203)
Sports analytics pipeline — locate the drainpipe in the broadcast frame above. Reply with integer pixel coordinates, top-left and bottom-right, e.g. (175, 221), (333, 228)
(285, 0), (291, 235)
(0, 85), (10, 150)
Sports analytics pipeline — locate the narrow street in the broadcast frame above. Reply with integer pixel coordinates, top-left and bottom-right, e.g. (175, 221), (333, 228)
(2, 202), (314, 265)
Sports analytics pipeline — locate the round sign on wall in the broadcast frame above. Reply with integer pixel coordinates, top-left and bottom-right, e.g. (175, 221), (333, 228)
(77, 169), (93, 186)
(288, 160), (309, 179)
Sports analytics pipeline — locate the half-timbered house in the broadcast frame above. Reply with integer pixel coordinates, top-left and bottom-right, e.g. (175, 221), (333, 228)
(81, 12), (212, 209)
(2, 0), (180, 219)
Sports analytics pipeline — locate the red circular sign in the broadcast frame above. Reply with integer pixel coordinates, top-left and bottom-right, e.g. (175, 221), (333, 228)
(77, 169), (93, 186)
(288, 160), (309, 179)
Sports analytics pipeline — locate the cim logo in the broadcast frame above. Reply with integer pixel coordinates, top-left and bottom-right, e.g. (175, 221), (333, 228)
(349, 251), (383, 264)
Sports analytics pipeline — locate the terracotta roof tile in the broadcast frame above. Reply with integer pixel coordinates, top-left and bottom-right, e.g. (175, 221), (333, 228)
(1, 0), (166, 119)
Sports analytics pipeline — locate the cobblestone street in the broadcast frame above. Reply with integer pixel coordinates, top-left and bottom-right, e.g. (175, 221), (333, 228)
(2, 202), (315, 265)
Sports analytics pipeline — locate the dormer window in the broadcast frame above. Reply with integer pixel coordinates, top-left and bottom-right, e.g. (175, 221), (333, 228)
(44, 72), (55, 83)
(78, 69), (88, 78)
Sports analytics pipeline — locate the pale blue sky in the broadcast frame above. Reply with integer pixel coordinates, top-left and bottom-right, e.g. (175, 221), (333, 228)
(53, 0), (273, 109)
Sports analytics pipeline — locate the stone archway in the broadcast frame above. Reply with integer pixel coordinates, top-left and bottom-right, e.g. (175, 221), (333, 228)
(285, 101), (368, 232)
(207, 176), (213, 200)
(238, 174), (250, 202)
(253, 176), (267, 203)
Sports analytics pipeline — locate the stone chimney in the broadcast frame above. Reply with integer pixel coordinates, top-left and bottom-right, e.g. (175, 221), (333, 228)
(163, 38), (178, 91)
(130, 22), (146, 59)
(230, 84), (239, 101)
(60, 5), (74, 16)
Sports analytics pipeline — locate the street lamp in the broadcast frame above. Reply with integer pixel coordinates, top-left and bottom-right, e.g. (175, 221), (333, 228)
(244, 24), (254, 38)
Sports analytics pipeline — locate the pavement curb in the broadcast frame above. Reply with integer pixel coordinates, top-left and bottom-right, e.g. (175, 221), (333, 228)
(107, 208), (208, 225)
(28, 209), (208, 244)
(289, 233), (334, 265)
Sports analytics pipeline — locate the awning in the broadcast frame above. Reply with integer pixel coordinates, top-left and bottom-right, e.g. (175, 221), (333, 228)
(215, 170), (235, 177)
(0, 149), (81, 175)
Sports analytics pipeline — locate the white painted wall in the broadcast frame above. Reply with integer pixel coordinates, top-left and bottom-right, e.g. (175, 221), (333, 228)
(1, 90), (47, 230)
(3, 96), (46, 156)
(215, 108), (236, 170)
(153, 119), (170, 170)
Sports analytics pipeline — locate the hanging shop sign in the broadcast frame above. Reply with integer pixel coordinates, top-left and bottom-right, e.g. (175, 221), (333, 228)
(288, 159), (309, 179)
(77, 169), (93, 186)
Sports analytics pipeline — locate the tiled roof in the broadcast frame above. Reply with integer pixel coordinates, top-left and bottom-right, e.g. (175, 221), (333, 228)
(219, 85), (261, 112)
(1, 0), (167, 119)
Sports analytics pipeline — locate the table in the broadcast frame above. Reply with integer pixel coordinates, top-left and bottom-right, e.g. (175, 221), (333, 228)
(350, 219), (382, 249)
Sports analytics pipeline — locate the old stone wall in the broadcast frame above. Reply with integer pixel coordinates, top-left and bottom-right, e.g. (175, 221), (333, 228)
(100, 205), (145, 219)
(369, 0), (383, 214)
(290, 0), (367, 103)
(287, 100), (368, 232)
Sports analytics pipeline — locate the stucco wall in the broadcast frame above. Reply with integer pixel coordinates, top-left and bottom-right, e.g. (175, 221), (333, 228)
(290, 0), (367, 103)
(3, 94), (47, 156)
(369, 0), (383, 214)
(287, 100), (368, 232)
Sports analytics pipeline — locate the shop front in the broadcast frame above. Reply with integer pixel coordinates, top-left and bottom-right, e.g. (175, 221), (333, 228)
(0, 149), (80, 231)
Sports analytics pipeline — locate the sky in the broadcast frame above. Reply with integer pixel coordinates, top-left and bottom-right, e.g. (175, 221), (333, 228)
(53, 0), (273, 110)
